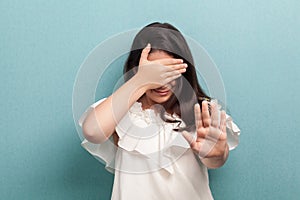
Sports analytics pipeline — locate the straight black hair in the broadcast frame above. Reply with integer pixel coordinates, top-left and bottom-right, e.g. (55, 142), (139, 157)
(124, 22), (211, 131)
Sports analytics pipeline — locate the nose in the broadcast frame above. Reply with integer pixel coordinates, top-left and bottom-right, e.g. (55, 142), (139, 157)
(157, 82), (174, 90)
(155, 80), (176, 90)
(157, 85), (168, 90)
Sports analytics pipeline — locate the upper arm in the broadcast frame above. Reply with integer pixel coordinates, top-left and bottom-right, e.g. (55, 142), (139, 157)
(79, 98), (109, 144)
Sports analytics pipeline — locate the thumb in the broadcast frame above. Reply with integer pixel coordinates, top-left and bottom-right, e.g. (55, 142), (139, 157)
(140, 43), (151, 63)
(181, 130), (196, 145)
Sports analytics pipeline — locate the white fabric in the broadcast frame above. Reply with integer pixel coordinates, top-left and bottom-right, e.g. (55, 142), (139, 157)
(79, 98), (240, 200)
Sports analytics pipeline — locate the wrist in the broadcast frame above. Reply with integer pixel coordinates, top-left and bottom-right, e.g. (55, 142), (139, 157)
(200, 143), (229, 169)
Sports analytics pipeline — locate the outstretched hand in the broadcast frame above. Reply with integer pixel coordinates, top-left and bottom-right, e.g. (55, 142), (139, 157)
(182, 101), (228, 161)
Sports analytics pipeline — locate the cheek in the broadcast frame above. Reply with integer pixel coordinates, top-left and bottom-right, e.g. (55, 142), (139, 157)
(170, 80), (176, 87)
(164, 80), (176, 90)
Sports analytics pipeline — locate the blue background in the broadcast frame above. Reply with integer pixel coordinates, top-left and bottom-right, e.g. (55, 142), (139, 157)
(1, 0), (299, 199)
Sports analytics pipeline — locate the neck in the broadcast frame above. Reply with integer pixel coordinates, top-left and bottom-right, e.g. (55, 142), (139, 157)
(138, 95), (174, 114)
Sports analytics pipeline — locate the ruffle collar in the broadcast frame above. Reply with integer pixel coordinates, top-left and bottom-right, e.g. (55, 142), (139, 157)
(115, 101), (192, 174)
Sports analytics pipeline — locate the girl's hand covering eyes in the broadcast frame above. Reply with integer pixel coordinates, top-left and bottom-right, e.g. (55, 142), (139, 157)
(182, 101), (228, 160)
(135, 43), (188, 90)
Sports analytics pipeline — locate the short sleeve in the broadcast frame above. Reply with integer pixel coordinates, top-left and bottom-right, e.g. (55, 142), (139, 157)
(226, 114), (241, 150)
(78, 97), (116, 174)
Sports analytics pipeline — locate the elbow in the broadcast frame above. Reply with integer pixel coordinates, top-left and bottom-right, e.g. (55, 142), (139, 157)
(81, 118), (109, 144)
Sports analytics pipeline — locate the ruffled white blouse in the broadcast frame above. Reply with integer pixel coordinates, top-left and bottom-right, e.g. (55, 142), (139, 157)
(78, 98), (240, 200)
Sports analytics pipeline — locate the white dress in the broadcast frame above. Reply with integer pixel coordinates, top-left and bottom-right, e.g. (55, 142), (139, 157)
(78, 98), (240, 200)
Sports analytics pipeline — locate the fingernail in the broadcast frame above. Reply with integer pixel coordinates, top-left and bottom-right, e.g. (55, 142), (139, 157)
(147, 43), (151, 47)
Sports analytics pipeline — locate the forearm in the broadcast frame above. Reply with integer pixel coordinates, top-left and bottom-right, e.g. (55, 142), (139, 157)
(82, 75), (147, 143)
(200, 143), (229, 169)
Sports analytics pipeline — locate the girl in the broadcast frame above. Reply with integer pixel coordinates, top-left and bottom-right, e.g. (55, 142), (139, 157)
(79, 22), (240, 199)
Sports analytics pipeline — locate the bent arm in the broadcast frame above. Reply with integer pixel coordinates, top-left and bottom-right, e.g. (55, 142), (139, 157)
(81, 75), (147, 144)
(81, 44), (188, 144)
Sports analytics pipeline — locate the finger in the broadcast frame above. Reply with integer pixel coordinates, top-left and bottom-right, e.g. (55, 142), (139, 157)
(140, 43), (151, 62)
(210, 102), (220, 128)
(219, 110), (227, 134)
(202, 101), (211, 127)
(181, 130), (196, 145)
(164, 73), (181, 84)
(167, 63), (188, 71)
(196, 129), (206, 140)
(194, 103), (203, 129)
(156, 58), (184, 65)
(163, 67), (187, 78)
(162, 70), (179, 78)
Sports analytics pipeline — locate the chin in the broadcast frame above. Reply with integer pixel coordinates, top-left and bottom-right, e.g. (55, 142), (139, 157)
(151, 96), (171, 104)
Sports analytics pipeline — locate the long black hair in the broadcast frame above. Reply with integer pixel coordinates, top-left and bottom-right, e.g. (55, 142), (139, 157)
(124, 22), (211, 131)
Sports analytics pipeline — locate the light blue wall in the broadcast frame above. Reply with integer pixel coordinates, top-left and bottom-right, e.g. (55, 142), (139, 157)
(1, 0), (299, 199)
